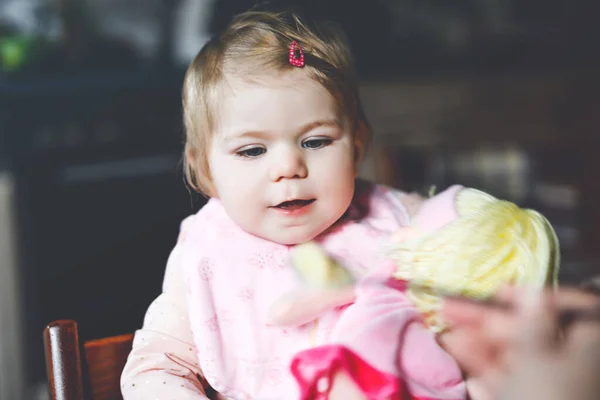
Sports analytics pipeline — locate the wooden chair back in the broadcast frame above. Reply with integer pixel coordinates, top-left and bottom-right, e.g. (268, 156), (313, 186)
(44, 320), (134, 400)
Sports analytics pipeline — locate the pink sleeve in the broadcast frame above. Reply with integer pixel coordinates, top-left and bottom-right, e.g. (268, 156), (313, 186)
(120, 217), (211, 399)
(291, 264), (466, 400)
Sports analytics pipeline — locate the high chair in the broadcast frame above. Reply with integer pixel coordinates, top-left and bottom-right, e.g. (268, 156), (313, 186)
(44, 320), (133, 400)
(43, 320), (222, 400)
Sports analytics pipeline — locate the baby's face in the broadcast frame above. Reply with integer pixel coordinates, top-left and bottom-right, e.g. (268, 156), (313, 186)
(208, 69), (358, 245)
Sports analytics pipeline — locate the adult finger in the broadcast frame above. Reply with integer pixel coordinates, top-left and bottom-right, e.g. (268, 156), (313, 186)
(550, 287), (600, 309)
(441, 285), (521, 328)
(479, 310), (518, 346)
(491, 285), (598, 311)
(443, 287), (598, 331)
(442, 297), (518, 347)
(441, 298), (488, 328)
(514, 290), (559, 354)
(494, 285), (519, 302)
(567, 319), (600, 358)
(440, 327), (498, 375)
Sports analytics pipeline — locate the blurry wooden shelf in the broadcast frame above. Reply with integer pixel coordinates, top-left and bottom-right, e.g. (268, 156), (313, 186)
(359, 70), (600, 147)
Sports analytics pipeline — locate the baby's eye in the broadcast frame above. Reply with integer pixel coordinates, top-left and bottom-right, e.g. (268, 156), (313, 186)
(302, 138), (332, 149)
(236, 147), (266, 158)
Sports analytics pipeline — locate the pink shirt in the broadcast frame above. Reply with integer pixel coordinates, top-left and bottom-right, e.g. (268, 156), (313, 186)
(121, 181), (463, 399)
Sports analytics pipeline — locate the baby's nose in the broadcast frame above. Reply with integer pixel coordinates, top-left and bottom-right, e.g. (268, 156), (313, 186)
(270, 150), (308, 181)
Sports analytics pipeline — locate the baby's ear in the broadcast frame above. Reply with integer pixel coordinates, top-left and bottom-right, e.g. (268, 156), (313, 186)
(352, 120), (370, 168)
(185, 143), (198, 171)
(185, 144), (217, 197)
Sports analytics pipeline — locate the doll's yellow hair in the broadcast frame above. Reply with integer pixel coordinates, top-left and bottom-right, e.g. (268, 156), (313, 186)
(391, 188), (560, 332)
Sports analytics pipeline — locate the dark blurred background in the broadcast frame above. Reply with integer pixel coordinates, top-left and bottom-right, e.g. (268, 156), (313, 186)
(0, 1), (598, 399)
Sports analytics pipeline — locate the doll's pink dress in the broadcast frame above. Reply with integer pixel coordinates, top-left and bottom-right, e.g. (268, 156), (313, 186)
(291, 185), (466, 400)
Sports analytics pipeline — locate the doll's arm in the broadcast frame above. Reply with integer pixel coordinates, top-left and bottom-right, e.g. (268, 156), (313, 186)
(267, 241), (356, 327)
(290, 241), (354, 289)
(267, 286), (356, 326)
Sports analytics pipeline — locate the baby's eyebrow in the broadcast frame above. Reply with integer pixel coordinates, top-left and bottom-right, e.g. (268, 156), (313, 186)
(296, 119), (341, 134)
(223, 130), (271, 143)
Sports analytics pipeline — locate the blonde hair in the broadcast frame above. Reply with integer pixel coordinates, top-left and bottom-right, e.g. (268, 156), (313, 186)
(391, 189), (560, 332)
(182, 10), (372, 195)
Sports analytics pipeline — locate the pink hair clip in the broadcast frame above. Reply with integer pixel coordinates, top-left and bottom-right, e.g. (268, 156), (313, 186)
(289, 41), (305, 68)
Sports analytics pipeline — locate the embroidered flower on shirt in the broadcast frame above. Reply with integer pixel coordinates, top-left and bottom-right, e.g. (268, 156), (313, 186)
(249, 248), (289, 270)
(272, 247), (290, 269)
(248, 252), (275, 269)
(205, 314), (220, 332)
(198, 257), (214, 281)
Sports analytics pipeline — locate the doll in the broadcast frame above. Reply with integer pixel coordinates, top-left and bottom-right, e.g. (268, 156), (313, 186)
(268, 185), (560, 399)
(389, 185), (560, 333)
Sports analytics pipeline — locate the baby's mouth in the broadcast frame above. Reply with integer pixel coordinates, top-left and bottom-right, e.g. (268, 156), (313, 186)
(273, 199), (315, 211)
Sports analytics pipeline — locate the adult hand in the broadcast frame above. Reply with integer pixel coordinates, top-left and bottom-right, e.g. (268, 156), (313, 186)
(440, 287), (600, 400)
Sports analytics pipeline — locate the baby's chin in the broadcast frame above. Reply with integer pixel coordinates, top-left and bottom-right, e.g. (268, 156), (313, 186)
(263, 230), (321, 246)
(250, 224), (328, 246)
